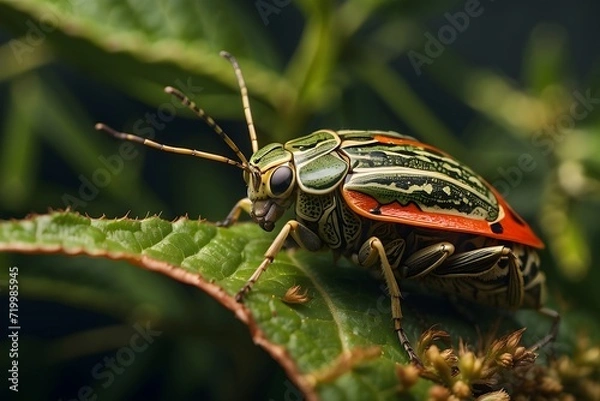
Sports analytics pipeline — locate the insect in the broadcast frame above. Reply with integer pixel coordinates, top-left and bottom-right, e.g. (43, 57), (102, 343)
(96, 51), (559, 365)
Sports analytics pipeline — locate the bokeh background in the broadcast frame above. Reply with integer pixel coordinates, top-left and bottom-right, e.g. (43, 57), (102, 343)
(1, 0), (599, 400)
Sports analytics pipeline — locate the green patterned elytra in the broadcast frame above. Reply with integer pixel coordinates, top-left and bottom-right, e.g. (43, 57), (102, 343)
(253, 129), (498, 222)
(341, 131), (498, 221)
(97, 51), (557, 365)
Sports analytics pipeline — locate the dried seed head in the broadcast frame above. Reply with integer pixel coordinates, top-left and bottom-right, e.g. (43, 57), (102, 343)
(418, 327), (452, 356)
(395, 363), (420, 390)
(497, 352), (513, 368)
(426, 345), (455, 384)
(489, 339), (505, 356)
(458, 351), (483, 381)
(281, 285), (309, 304)
(489, 328), (526, 356)
(452, 380), (471, 399)
(417, 328), (600, 400)
(428, 384), (451, 401)
(441, 348), (459, 366)
(540, 376), (563, 394)
(513, 346), (537, 367)
(505, 328), (526, 351)
(475, 389), (510, 401)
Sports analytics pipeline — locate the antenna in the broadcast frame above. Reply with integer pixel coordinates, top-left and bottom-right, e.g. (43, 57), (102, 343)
(220, 51), (259, 154)
(95, 51), (258, 171)
(95, 123), (246, 170)
(164, 86), (249, 165)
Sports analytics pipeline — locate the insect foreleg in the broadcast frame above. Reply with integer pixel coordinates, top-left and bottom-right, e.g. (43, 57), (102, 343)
(356, 237), (421, 365)
(217, 198), (252, 227)
(235, 220), (322, 302)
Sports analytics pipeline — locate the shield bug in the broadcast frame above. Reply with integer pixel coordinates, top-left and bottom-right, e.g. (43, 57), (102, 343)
(96, 51), (559, 365)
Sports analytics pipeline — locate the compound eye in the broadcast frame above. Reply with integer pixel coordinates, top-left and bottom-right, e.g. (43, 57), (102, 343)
(269, 166), (294, 196)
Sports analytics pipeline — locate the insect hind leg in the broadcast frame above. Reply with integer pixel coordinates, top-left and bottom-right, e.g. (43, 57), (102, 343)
(529, 307), (561, 352)
(400, 242), (454, 279)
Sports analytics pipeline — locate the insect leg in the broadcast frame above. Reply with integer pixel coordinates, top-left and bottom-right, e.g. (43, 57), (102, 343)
(436, 247), (559, 352)
(434, 246), (525, 309)
(400, 242), (454, 279)
(357, 237), (421, 366)
(433, 246), (511, 277)
(529, 307), (561, 352)
(235, 220), (321, 302)
(217, 198), (252, 227)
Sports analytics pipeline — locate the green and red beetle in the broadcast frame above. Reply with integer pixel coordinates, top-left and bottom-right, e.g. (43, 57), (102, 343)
(96, 51), (559, 364)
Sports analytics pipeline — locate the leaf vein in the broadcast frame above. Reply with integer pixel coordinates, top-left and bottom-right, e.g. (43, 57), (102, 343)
(288, 253), (350, 356)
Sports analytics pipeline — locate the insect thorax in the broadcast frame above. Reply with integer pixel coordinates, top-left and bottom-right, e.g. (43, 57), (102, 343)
(294, 189), (362, 251)
(293, 189), (544, 310)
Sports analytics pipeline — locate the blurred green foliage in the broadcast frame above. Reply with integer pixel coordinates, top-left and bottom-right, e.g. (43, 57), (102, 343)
(0, 0), (600, 400)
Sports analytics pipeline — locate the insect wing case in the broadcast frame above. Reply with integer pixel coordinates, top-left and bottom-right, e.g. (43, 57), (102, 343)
(339, 131), (544, 248)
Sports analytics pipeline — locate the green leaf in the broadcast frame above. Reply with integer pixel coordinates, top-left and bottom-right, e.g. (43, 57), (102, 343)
(0, 211), (575, 400)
